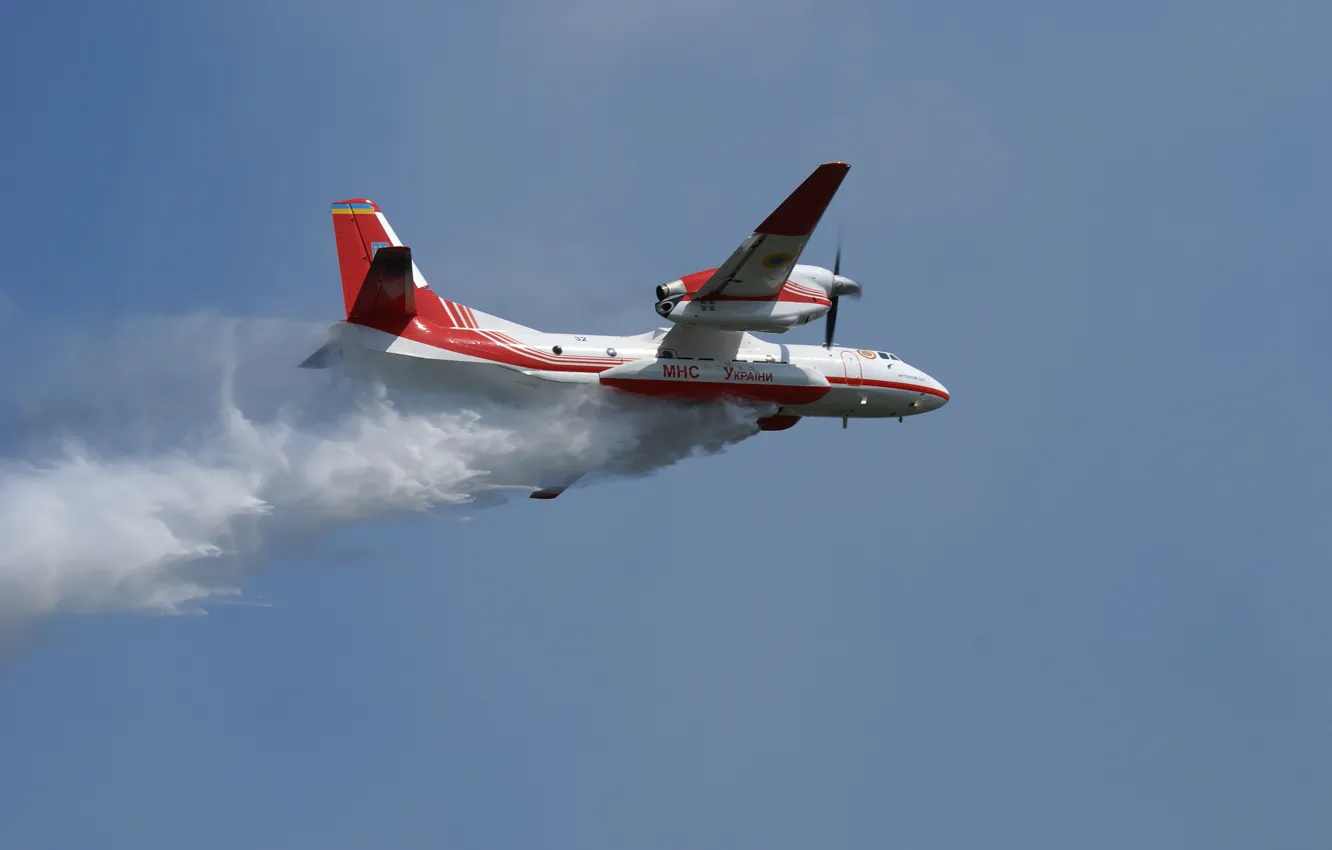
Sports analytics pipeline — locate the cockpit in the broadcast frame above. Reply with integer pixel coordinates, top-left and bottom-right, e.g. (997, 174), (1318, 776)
(876, 352), (902, 361)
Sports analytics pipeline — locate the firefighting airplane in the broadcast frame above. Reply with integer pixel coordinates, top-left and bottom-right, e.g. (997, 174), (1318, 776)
(302, 162), (949, 497)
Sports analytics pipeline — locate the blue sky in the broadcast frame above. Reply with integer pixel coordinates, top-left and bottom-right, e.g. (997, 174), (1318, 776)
(2, 0), (1330, 847)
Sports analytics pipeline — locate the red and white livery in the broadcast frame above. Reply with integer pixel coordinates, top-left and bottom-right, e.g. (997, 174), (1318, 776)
(304, 162), (950, 497)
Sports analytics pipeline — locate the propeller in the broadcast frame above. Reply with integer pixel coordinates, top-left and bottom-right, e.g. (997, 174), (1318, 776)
(823, 232), (861, 348)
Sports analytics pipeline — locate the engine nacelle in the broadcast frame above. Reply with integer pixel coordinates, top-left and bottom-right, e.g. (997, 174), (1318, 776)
(789, 263), (860, 297)
(652, 264), (846, 333)
(655, 280), (687, 301)
(654, 297), (829, 332)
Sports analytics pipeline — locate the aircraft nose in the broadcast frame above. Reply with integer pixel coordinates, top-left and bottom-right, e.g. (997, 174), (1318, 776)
(925, 376), (950, 410)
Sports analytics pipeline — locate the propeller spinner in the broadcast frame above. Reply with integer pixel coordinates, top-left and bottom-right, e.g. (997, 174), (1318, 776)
(823, 236), (861, 348)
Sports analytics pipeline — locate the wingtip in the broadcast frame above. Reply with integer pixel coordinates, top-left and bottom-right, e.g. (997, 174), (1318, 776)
(756, 163), (852, 237)
(530, 486), (567, 499)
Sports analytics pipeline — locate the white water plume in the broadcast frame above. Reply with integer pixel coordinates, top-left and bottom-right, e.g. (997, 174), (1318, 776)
(0, 315), (769, 639)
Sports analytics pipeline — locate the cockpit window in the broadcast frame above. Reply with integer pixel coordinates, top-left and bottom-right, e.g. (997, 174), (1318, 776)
(877, 352), (901, 361)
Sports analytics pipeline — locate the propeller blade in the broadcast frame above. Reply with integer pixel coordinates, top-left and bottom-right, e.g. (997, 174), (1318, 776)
(825, 230), (843, 348)
(824, 295), (839, 348)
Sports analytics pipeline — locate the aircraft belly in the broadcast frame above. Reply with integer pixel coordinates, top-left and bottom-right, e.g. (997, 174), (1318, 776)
(787, 384), (928, 418)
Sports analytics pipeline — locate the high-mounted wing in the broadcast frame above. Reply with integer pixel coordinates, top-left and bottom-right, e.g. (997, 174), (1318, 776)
(693, 162), (850, 301)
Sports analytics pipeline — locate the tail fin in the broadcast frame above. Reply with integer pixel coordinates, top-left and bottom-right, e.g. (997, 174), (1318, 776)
(299, 247), (414, 368)
(329, 198), (540, 334)
(349, 245), (416, 320)
(331, 199), (419, 318)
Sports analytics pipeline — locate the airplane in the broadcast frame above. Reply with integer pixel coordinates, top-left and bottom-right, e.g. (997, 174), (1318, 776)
(301, 162), (950, 498)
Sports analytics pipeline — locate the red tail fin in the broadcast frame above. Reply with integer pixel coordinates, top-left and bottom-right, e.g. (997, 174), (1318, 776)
(349, 245), (416, 321)
(331, 199), (399, 318)
(329, 198), (530, 332)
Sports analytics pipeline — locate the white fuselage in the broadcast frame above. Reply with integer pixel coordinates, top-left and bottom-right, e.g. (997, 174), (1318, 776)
(330, 320), (950, 422)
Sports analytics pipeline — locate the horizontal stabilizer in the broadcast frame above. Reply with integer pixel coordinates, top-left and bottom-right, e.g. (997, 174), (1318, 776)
(519, 369), (595, 383)
(349, 246), (416, 322)
(298, 342), (337, 369)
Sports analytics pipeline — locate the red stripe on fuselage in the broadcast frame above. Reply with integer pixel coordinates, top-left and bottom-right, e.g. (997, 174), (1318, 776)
(599, 378), (830, 406)
(349, 316), (622, 373)
(479, 330), (616, 368)
(827, 375), (950, 401)
(349, 306), (947, 401)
